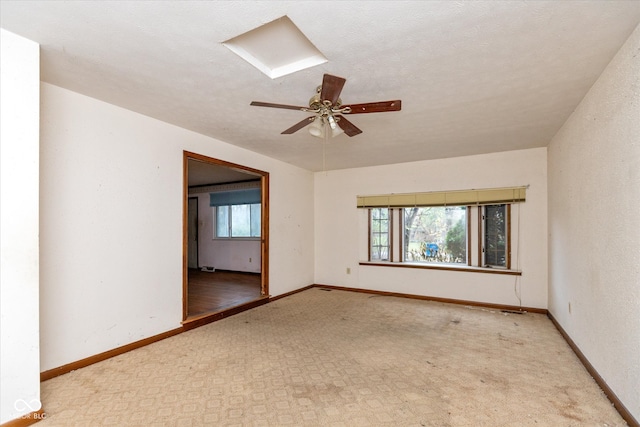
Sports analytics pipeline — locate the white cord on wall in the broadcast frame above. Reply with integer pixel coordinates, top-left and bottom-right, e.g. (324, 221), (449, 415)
(514, 202), (523, 309)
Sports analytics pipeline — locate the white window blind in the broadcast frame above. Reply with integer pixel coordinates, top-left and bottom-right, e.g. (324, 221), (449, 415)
(357, 187), (526, 208)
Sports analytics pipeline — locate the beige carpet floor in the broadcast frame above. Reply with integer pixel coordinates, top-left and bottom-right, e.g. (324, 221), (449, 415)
(38, 288), (624, 426)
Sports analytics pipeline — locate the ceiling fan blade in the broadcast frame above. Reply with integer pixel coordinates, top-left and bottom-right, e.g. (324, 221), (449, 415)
(320, 74), (346, 106)
(336, 115), (363, 137)
(343, 100), (402, 114)
(250, 101), (306, 111)
(281, 116), (315, 134)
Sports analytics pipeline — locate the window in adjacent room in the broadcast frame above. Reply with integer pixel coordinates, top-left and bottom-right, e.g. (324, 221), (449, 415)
(482, 204), (509, 268)
(210, 186), (261, 239)
(370, 208), (391, 261)
(403, 206), (467, 264)
(216, 203), (261, 238)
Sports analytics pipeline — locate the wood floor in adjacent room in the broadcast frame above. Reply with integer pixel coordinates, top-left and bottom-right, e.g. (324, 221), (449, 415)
(37, 288), (625, 426)
(187, 269), (263, 318)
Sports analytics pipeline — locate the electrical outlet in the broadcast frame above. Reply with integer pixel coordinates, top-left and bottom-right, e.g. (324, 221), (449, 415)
(568, 302), (571, 314)
(249, 257), (252, 263)
(346, 268), (351, 274)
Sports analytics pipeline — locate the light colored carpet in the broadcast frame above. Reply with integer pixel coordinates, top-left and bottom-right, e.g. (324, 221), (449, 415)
(38, 288), (624, 426)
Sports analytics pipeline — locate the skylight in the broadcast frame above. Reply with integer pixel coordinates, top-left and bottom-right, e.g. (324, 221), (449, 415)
(222, 16), (327, 79)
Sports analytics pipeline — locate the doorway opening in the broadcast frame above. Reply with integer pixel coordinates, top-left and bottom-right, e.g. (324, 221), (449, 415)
(183, 151), (269, 323)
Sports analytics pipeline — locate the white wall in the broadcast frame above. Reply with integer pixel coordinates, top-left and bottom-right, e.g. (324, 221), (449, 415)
(548, 24), (640, 420)
(191, 192), (261, 273)
(314, 148), (548, 309)
(0, 29), (41, 423)
(40, 83), (314, 371)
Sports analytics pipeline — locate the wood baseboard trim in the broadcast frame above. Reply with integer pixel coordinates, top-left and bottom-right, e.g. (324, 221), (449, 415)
(312, 284), (547, 314)
(40, 327), (183, 382)
(197, 268), (261, 276)
(182, 297), (269, 331)
(547, 312), (638, 427)
(0, 409), (46, 427)
(40, 293), (275, 381)
(269, 284), (314, 302)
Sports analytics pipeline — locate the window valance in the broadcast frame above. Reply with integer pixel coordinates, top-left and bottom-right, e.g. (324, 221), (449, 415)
(210, 188), (261, 207)
(356, 186), (526, 208)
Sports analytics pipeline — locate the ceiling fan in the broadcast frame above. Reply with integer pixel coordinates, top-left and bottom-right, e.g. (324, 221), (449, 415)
(250, 74), (401, 138)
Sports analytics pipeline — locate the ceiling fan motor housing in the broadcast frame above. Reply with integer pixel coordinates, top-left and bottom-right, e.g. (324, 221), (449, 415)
(309, 86), (341, 111)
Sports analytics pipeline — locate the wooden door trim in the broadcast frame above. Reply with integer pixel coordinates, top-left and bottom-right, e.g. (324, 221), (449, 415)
(182, 151), (269, 321)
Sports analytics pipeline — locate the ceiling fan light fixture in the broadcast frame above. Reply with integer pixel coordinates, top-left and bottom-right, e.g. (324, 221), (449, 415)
(309, 117), (324, 137)
(308, 116), (344, 139)
(327, 115), (337, 130)
(331, 123), (344, 138)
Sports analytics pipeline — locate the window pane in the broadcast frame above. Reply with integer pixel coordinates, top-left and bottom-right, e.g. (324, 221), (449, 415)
(216, 206), (229, 237)
(250, 203), (261, 237)
(370, 208), (390, 261)
(403, 206), (466, 264)
(484, 204), (506, 267)
(231, 204), (250, 237)
(217, 204), (261, 239)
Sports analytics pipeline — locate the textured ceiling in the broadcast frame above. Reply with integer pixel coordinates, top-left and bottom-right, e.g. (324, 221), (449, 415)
(1, 1), (639, 171)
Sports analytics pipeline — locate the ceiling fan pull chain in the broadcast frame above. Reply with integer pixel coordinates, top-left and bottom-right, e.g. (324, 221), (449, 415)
(323, 128), (327, 172)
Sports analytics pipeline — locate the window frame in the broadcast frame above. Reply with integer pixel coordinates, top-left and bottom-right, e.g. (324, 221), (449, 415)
(363, 203), (520, 276)
(480, 204), (511, 269)
(368, 208), (392, 261)
(214, 202), (262, 240)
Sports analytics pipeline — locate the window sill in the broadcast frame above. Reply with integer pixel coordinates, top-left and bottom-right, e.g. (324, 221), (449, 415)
(359, 261), (522, 276)
(213, 237), (261, 241)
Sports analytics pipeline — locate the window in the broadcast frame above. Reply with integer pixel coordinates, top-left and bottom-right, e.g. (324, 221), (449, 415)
(403, 206), (467, 264)
(215, 203), (261, 238)
(210, 186), (261, 239)
(370, 208), (391, 261)
(482, 204), (509, 268)
(360, 187), (524, 274)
